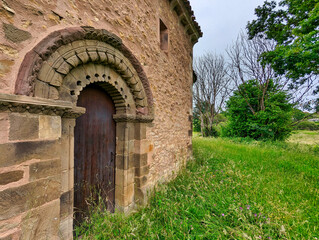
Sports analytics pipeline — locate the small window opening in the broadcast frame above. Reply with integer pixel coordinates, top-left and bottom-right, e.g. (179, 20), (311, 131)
(160, 19), (168, 51)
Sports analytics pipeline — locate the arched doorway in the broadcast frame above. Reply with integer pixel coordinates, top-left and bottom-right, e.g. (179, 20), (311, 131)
(74, 84), (116, 224)
(14, 27), (154, 237)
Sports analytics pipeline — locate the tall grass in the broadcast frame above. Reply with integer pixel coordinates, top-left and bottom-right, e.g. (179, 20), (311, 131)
(288, 130), (319, 145)
(75, 137), (319, 239)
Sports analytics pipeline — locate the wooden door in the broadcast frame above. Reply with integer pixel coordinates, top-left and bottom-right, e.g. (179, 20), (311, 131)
(74, 84), (116, 224)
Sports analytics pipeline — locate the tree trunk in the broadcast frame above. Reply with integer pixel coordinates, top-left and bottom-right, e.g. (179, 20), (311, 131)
(200, 113), (205, 136)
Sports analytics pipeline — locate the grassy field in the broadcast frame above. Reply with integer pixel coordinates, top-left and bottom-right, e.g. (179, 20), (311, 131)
(75, 137), (319, 239)
(288, 130), (319, 145)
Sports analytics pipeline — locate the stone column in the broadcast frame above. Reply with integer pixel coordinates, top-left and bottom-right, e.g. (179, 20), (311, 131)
(114, 121), (135, 212)
(134, 122), (150, 205)
(59, 118), (76, 240)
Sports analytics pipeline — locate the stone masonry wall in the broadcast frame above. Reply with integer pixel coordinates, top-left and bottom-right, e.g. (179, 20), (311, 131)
(0, 0), (196, 238)
(0, 111), (62, 239)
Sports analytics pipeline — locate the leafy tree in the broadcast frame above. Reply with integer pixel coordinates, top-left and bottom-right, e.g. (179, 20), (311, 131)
(247, 0), (319, 108)
(292, 108), (308, 122)
(225, 79), (293, 141)
(294, 121), (319, 130)
(192, 104), (202, 132)
(227, 33), (278, 113)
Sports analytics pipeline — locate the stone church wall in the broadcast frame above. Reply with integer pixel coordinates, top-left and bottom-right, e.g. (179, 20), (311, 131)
(0, 0), (201, 239)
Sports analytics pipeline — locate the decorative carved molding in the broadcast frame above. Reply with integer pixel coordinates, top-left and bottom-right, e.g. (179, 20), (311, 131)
(113, 113), (154, 123)
(61, 108), (86, 118)
(59, 64), (138, 113)
(14, 27), (154, 111)
(0, 93), (85, 118)
(32, 39), (147, 109)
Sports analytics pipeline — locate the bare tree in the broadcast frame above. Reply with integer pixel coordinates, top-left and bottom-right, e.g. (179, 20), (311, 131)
(227, 32), (279, 114)
(227, 32), (316, 113)
(193, 53), (232, 136)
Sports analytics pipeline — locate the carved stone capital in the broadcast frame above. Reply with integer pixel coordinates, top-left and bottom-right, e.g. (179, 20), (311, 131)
(113, 113), (154, 123)
(0, 93), (85, 118)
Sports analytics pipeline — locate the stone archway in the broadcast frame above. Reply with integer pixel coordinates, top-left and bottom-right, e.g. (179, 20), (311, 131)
(14, 26), (154, 236)
(15, 26), (153, 109)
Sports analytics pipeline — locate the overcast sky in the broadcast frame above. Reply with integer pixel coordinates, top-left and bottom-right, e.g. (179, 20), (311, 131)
(188, 0), (268, 57)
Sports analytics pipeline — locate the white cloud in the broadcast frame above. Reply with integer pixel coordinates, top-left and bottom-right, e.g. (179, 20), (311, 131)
(189, 0), (273, 57)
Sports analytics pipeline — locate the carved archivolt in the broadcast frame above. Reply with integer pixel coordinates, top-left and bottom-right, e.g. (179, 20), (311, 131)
(61, 63), (138, 113)
(14, 27), (153, 115)
(35, 39), (146, 112)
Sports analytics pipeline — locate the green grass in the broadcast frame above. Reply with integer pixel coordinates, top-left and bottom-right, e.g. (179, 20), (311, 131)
(75, 137), (319, 239)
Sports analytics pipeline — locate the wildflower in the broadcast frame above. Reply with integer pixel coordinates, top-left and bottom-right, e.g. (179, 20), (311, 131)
(239, 207), (243, 210)
(254, 214), (257, 217)
(221, 213), (225, 216)
(246, 205), (250, 210)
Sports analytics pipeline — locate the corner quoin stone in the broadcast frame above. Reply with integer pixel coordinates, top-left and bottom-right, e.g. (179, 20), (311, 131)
(20, 199), (60, 240)
(29, 159), (61, 181)
(39, 115), (61, 140)
(0, 177), (60, 221)
(9, 114), (39, 141)
(0, 140), (61, 168)
(0, 170), (24, 185)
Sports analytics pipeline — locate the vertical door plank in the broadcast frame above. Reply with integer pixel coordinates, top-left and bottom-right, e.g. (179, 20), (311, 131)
(74, 84), (116, 225)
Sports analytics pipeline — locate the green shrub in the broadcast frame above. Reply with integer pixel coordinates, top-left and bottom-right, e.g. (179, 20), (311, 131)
(214, 113), (227, 124)
(294, 121), (319, 131)
(192, 116), (201, 132)
(292, 109), (308, 122)
(202, 125), (219, 137)
(225, 79), (293, 141)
